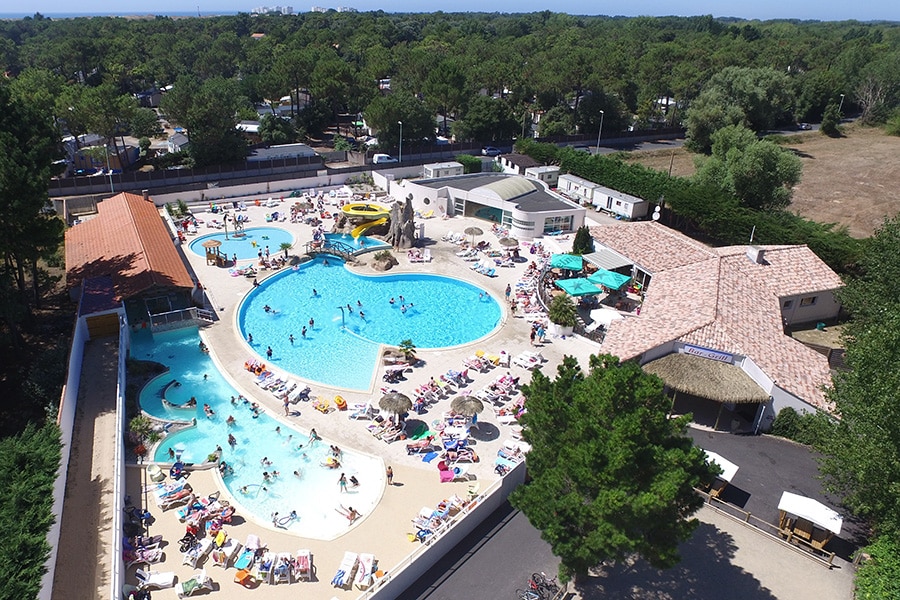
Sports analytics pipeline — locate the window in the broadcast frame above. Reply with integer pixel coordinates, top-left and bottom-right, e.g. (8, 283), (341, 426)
(800, 296), (817, 307)
(783, 300), (793, 309)
(423, 198), (430, 205)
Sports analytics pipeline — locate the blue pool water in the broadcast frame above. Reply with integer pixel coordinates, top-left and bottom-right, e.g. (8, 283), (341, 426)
(133, 327), (383, 539)
(323, 232), (389, 252)
(189, 227), (295, 260)
(239, 256), (502, 390)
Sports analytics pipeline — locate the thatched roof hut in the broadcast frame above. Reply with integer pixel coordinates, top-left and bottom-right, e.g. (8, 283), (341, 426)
(642, 353), (769, 404)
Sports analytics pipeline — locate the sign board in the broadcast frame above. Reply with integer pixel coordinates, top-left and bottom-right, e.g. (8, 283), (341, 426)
(681, 344), (734, 364)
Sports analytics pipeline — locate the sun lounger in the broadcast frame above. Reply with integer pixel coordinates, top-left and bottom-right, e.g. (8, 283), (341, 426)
(124, 546), (164, 569)
(177, 569), (213, 598)
(313, 397), (331, 413)
(273, 552), (294, 585)
(293, 549), (312, 581)
(211, 538), (241, 568)
(355, 553), (375, 589)
(135, 568), (176, 590)
(331, 551), (358, 588)
(254, 550), (275, 584)
(233, 534), (260, 571)
(182, 538), (213, 568)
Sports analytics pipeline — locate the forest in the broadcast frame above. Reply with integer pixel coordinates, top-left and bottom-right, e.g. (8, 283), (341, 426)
(1, 12), (899, 168)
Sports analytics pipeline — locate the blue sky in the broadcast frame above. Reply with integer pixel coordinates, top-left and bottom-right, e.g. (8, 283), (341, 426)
(12, 0), (900, 22)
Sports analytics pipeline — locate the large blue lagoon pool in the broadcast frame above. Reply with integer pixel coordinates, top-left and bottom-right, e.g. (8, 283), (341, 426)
(238, 256), (502, 390)
(133, 327), (383, 540)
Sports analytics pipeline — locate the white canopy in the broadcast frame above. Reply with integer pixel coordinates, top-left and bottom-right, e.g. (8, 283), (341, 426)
(778, 491), (843, 535)
(703, 450), (739, 483)
(588, 308), (625, 329)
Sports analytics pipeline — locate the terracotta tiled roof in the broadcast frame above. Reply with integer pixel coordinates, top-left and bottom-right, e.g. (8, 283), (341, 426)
(66, 192), (194, 301)
(591, 222), (841, 410)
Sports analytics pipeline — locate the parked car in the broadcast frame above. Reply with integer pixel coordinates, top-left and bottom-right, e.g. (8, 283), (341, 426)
(798, 122), (812, 130)
(481, 146), (501, 157)
(373, 153), (399, 164)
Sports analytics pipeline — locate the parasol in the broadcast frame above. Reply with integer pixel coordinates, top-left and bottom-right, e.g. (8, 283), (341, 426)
(464, 226), (484, 244)
(379, 392), (412, 415)
(450, 395), (485, 416)
(498, 237), (519, 248)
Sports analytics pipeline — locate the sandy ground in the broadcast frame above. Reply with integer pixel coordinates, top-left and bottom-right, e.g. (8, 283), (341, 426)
(624, 125), (900, 239)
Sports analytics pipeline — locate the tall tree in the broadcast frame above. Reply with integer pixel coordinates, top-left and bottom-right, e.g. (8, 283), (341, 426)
(0, 82), (62, 341)
(452, 95), (517, 142)
(510, 355), (715, 583)
(818, 216), (900, 536)
(694, 124), (802, 211)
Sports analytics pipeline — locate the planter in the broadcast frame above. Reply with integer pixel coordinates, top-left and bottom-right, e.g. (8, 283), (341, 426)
(548, 322), (574, 337)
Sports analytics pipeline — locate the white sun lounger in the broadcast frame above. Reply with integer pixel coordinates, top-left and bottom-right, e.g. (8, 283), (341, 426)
(293, 549), (312, 581)
(331, 551), (358, 588)
(273, 552), (294, 585)
(211, 538), (241, 568)
(182, 538), (213, 568)
(355, 553), (375, 589)
(136, 568), (176, 590)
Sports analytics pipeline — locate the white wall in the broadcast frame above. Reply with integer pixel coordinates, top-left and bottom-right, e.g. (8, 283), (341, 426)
(780, 290), (841, 326)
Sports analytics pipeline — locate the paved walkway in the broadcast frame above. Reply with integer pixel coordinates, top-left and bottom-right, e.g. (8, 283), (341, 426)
(51, 338), (119, 600)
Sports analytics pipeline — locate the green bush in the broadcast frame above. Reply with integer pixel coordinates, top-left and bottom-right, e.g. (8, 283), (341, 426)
(855, 536), (900, 599)
(769, 407), (830, 446)
(455, 153), (482, 174)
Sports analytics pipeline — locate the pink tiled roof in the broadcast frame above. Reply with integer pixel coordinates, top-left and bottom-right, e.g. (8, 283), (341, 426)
(66, 192), (194, 300)
(591, 222), (840, 410)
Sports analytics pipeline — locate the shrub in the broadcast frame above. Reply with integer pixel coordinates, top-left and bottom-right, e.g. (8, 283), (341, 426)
(855, 536), (900, 599)
(373, 250), (393, 261)
(769, 407), (830, 446)
(548, 294), (577, 327)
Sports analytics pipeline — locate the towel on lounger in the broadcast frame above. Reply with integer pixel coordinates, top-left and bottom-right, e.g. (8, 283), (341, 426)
(422, 452), (439, 463)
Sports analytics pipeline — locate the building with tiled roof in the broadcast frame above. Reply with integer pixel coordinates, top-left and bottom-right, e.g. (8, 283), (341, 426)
(589, 221), (843, 428)
(66, 192), (195, 312)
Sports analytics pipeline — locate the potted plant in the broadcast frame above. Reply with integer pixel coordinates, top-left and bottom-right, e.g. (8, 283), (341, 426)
(398, 339), (417, 364)
(547, 294), (577, 336)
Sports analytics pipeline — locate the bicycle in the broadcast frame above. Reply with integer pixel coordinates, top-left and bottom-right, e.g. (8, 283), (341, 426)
(515, 589), (542, 600)
(529, 572), (560, 599)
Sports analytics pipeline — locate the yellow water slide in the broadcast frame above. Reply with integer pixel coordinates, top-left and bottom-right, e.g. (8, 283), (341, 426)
(351, 217), (387, 238)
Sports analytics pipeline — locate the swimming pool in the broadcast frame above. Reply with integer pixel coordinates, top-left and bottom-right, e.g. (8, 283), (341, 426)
(133, 327), (383, 540)
(324, 232), (389, 252)
(238, 256), (502, 390)
(189, 227), (295, 260)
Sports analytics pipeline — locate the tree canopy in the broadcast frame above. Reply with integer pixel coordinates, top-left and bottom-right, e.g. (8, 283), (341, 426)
(510, 355), (715, 582)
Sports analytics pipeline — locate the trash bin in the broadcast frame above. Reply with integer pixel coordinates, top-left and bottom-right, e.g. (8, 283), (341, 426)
(816, 322), (826, 331)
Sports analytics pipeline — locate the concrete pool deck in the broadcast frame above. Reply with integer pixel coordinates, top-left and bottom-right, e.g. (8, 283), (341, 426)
(115, 196), (601, 598)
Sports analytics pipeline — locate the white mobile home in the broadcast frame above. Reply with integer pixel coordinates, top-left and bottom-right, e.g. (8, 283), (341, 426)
(525, 165), (560, 188)
(592, 185), (649, 220)
(423, 161), (464, 179)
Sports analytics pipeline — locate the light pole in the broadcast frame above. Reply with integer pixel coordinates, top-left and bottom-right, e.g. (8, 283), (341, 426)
(594, 110), (605, 156)
(838, 94), (845, 114)
(398, 120), (403, 162)
(104, 145), (115, 194)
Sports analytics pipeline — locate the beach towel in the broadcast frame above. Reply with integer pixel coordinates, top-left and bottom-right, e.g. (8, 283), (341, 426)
(422, 451), (439, 463)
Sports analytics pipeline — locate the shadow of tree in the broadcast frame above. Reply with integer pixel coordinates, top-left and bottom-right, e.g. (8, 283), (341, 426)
(572, 522), (778, 600)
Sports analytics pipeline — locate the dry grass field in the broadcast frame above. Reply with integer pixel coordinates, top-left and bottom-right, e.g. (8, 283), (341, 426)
(624, 124), (900, 239)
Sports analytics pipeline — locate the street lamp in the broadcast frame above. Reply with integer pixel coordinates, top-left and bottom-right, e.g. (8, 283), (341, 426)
(398, 120), (403, 162)
(838, 94), (845, 114)
(104, 145), (115, 194)
(594, 110), (605, 156)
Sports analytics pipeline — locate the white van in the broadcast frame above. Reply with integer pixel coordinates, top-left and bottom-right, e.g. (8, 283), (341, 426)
(373, 153), (398, 164)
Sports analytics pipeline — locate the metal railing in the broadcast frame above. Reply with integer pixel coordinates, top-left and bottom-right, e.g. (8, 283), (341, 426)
(149, 307), (201, 331)
(696, 489), (837, 568)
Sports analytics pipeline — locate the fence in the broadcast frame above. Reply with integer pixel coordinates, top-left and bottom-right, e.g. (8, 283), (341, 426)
(697, 489), (837, 568)
(149, 307), (204, 331)
(109, 319), (130, 600)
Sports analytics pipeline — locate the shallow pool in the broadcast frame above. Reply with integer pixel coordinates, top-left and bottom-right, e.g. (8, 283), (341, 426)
(324, 232), (389, 252)
(133, 327), (383, 540)
(239, 256), (502, 390)
(189, 227), (295, 260)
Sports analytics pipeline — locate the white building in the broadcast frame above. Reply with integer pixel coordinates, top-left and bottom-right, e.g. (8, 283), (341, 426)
(247, 143), (317, 162)
(558, 174), (649, 220)
(423, 161), (464, 179)
(524, 165), (560, 188)
(589, 221), (844, 430)
(389, 172), (585, 240)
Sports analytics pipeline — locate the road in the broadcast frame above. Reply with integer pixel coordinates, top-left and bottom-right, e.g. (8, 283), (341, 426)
(402, 429), (861, 600)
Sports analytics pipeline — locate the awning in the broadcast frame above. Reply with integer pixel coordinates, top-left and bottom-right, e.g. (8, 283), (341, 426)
(583, 248), (632, 272)
(555, 278), (601, 297)
(588, 308), (624, 328)
(642, 353), (770, 403)
(778, 491), (843, 535)
(587, 269), (631, 291)
(703, 450), (739, 483)
(550, 253), (584, 271)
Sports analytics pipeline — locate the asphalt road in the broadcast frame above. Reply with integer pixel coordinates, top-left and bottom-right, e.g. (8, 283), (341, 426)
(402, 429), (862, 599)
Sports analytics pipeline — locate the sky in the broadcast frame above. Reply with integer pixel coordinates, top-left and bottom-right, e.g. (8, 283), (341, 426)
(7, 0), (900, 22)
